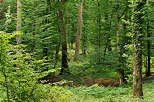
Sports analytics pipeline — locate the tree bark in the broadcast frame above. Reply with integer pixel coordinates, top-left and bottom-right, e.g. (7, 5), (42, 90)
(57, 0), (70, 75)
(116, 1), (123, 86)
(16, 0), (22, 44)
(133, 0), (146, 97)
(75, 1), (83, 62)
(146, 19), (151, 76)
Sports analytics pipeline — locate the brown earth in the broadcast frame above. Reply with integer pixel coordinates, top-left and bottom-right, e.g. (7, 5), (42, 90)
(46, 75), (120, 87)
(40, 73), (154, 87)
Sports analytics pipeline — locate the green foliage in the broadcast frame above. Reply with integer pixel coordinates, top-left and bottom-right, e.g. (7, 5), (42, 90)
(0, 31), (56, 101)
(0, 0), (154, 101)
(64, 78), (154, 102)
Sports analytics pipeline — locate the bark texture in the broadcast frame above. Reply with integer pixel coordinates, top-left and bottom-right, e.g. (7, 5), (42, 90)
(16, 0), (22, 44)
(146, 20), (151, 76)
(75, 1), (83, 62)
(133, 0), (146, 97)
(57, 1), (70, 75)
(116, 2), (123, 86)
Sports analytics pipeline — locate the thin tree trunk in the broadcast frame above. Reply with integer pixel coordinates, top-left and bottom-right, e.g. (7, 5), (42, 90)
(16, 0), (22, 70)
(116, 1), (123, 86)
(133, 0), (146, 97)
(75, 1), (83, 62)
(16, 0), (22, 44)
(146, 19), (151, 76)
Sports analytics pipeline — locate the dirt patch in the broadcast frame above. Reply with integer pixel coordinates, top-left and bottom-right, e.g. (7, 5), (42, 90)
(45, 75), (119, 87)
(94, 78), (119, 87)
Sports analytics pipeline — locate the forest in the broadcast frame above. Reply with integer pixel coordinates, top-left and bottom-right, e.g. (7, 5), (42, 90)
(0, 0), (154, 101)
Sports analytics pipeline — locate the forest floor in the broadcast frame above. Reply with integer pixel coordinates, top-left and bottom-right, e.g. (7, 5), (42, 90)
(49, 74), (154, 102)
(42, 72), (154, 87)
(52, 75), (120, 87)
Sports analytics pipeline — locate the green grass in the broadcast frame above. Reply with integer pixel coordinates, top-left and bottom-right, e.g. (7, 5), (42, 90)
(61, 77), (154, 102)
(1, 77), (154, 102)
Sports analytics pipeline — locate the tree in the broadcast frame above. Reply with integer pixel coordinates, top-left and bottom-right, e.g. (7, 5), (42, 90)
(146, 19), (151, 76)
(57, 0), (70, 75)
(116, 1), (124, 86)
(132, 0), (147, 97)
(74, 0), (83, 62)
(16, 0), (22, 44)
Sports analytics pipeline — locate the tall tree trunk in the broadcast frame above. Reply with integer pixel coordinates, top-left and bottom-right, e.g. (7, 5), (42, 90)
(133, 0), (146, 97)
(116, 1), (123, 86)
(16, 0), (22, 44)
(74, 1), (83, 62)
(57, 1), (70, 75)
(146, 19), (151, 76)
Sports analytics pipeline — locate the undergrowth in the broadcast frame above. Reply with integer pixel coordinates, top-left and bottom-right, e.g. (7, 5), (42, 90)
(62, 77), (154, 102)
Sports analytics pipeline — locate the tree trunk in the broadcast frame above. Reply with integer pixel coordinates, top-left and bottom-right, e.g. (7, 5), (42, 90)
(75, 1), (83, 62)
(133, 38), (143, 97)
(133, 0), (146, 97)
(116, 1), (123, 86)
(57, 1), (70, 75)
(16, 0), (22, 44)
(146, 19), (151, 76)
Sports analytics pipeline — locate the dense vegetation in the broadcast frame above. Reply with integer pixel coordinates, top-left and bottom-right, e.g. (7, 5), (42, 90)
(0, 0), (154, 101)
